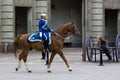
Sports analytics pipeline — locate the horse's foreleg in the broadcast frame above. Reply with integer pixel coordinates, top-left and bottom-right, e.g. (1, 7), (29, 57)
(58, 50), (72, 71)
(47, 52), (56, 73)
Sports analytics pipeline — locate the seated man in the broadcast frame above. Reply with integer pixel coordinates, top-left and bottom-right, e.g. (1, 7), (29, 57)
(38, 13), (53, 50)
(38, 13), (53, 59)
(97, 36), (112, 60)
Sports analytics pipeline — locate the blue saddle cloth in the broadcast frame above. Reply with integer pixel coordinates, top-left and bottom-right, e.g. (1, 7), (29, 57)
(28, 33), (43, 42)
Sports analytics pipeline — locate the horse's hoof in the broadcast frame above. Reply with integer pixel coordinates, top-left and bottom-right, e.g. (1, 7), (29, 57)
(15, 67), (18, 71)
(47, 69), (51, 73)
(28, 70), (32, 73)
(69, 69), (72, 71)
(48, 70), (51, 73)
(68, 67), (72, 72)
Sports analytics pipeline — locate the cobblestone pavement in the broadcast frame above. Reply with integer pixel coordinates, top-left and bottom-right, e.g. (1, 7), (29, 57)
(0, 48), (120, 80)
(0, 48), (82, 63)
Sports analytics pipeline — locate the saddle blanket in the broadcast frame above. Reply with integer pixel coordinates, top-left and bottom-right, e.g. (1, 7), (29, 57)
(28, 33), (43, 42)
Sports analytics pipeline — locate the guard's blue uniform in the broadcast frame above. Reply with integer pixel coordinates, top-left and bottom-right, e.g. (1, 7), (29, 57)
(38, 19), (52, 45)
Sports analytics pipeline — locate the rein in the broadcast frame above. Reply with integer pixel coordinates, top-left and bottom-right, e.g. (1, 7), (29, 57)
(53, 31), (72, 40)
(54, 32), (65, 40)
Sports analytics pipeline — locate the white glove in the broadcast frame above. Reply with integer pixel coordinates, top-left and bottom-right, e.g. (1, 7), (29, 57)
(39, 32), (42, 37)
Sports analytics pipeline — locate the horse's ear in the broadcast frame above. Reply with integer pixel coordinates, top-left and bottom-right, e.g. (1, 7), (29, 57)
(71, 21), (75, 24)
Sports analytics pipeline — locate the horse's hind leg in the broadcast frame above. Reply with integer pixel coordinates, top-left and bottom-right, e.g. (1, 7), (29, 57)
(15, 53), (23, 71)
(22, 51), (32, 73)
(16, 51), (31, 73)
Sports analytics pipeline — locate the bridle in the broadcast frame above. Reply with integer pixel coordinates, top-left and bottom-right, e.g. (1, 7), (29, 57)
(53, 31), (72, 40)
(54, 32), (65, 40)
(52, 22), (76, 40)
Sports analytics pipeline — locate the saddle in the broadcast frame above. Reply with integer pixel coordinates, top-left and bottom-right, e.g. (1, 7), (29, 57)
(28, 33), (43, 42)
(28, 32), (51, 45)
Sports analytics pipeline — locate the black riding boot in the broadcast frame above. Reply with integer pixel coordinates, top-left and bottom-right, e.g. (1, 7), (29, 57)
(41, 52), (45, 60)
(43, 41), (49, 65)
(43, 41), (49, 52)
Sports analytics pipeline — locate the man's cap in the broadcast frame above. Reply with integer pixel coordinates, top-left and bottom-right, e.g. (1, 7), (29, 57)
(40, 13), (46, 16)
(96, 36), (101, 39)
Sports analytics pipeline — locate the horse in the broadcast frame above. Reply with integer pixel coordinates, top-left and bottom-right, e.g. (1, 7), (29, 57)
(14, 21), (80, 73)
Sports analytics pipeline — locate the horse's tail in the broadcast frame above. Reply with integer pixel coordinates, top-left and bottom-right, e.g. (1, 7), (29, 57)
(14, 34), (22, 59)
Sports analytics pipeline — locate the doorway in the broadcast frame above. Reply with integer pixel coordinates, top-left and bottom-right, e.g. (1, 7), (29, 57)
(105, 9), (118, 45)
(51, 0), (82, 47)
(15, 7), (32, 37)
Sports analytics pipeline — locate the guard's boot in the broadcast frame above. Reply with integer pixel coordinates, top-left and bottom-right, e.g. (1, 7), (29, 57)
(48, 45), (51, 52)
(41, 52), (45, 60)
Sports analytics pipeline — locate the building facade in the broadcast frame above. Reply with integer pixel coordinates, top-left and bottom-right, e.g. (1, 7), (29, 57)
(0, 0), (50, 52)
(0, 0), (119, 52)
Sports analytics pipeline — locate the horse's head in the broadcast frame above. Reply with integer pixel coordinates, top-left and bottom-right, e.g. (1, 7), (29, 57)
(55, 21), (80, 39)
(67, 21), (80, 35)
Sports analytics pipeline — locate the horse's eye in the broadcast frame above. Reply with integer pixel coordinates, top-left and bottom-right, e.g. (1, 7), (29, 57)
(72, 26), (75, 29)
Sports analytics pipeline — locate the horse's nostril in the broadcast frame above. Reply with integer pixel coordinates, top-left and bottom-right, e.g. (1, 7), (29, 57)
(76, 32), (80, 35)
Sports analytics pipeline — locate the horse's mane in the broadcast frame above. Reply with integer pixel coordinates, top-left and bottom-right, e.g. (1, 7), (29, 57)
(55, 21), (73, 32)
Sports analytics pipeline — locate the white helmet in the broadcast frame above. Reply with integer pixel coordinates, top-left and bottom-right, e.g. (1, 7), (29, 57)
(40, 13), (46, 16)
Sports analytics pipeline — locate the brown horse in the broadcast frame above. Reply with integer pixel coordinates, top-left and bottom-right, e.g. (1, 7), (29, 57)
(14, 21), (80, 73)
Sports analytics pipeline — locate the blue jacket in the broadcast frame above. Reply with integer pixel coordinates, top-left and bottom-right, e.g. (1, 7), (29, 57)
(38, 19), (52, 45)
(38, 19), (51, 33)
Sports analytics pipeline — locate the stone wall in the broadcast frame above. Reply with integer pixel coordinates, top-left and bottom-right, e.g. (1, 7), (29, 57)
(1, 0), (14, 42)
(103, 0), (120, 9)
(0, 0), (49, 52)
(87, 0), (104, 37)
(35, 0), (48, 28)
(91, 0), (104, 37)
(14, 0), (33, 6)
(0, 0), (1, 41)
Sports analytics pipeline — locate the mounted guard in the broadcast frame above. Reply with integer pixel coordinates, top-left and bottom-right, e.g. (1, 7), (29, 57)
(38, 13), (53, 50)
(28, 13), (52, 51)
